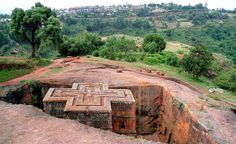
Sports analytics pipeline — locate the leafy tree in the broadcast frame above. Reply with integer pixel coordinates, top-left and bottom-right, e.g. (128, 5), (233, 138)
(10, 2), (61, 57)
(40, 16), (63, 50)
(113, 37), (136, 55)
(59, 32), (103, 56)
(98, 36), (136, 59)
(182, 45), (213, 78)
(102, 37), (136, 55)
(142, 34), (166, 53)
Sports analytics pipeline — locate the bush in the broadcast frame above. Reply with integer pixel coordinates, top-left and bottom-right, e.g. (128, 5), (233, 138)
(166, 55), (179, 67)
(164, 52), (179, 67)
(215, 73), (236, 92)
(142, 33), (167, 53)
(182, 45), (213, 78)
(99, 46), (116, 60)
(92, 50), (100, 57)
(105, 36), (136, 55)
(59, 32), (104, 56)
(135, 53), (147, 61)
(177, 49), (184, 54)
(32, 58), (51, 67)
(143, 56), (160, 65)
(124, 54), (137, 62)
(143, 54), (165, 65)
(143, 42), (157, 54)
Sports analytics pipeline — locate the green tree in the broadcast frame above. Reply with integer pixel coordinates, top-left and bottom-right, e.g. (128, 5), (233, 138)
(182, 45), (213, 78)
(59, 32), (103, 56)
(10, 2), (61, 57)
(142, 34), (166, 53)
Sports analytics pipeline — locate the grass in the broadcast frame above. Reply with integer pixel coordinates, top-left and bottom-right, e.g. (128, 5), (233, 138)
(86, 56), (236, 103)
(41, 67), (63, 77)
(0, 68), (32, 82)
(0, 56), (52, 83)
(165, 41), (191, 54)
(131, 62), (236, 103)
(31, 58), (52, 67)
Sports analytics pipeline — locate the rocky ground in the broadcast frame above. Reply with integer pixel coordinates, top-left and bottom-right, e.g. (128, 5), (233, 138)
(0, 56), (235, 144)
(0, 101), (159, 144)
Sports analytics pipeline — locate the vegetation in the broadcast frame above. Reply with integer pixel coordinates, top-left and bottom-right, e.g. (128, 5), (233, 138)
(96, 36), (136, 60)
(182, 45), (213, 78)
(0, 57), (51, 82)
(142, 34), (167, 53)
(10, 2), (62, 58)
(0, 2), (235, 102)
(0, 68), (32, 82)
(59, 32), (104, 56)
(60, 16), (155, 36)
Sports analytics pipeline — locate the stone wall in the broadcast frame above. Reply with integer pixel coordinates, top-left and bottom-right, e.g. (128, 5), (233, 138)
(66, 111), (112, 130)
(110, 85), (163, 135)
(158, 88), (216, 144)
(43, 83), (136, 134)
(111, 102), (136, 134)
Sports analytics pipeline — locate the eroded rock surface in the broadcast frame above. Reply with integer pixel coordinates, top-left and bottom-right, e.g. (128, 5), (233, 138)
(0, 101), (158, 144)
(0, 57), (235, 144)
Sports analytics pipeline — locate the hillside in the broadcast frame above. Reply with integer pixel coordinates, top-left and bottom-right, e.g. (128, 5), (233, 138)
(56, 3), (236, 64)
(1, 3), (236, 63)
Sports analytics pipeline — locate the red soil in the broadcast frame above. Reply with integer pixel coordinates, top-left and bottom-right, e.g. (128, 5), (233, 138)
(0, 57), (235, 144)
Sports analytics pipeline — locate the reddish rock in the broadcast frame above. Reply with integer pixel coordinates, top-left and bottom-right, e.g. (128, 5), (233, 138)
(116, 69), (123, 73)
(21, 84), (32, 105)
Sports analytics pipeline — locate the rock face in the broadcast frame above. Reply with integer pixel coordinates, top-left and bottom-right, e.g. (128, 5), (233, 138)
(111, 85), (163, 135)
(0, 101), (159, 144)
(43, 83), (136, 134)
(0, 58), (235, 144)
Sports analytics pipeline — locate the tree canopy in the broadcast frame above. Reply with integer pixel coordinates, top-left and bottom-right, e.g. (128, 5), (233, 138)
(142, 34), (166, 53)
(59, 32), (103, 56)
(10, 2), (62, 57)
(182, 45), (213, 78)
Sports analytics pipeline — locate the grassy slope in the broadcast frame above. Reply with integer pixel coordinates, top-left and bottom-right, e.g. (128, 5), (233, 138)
(90, 36), (236, 103)
(0, 57), (51, 83)
(87, 56), (236, 103)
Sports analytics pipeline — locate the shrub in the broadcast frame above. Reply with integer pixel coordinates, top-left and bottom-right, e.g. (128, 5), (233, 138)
(124, 54), (137, 62)
(59, 32), (104, 56)
(177, 49), (184, 54)
(164, 52), (179, 67)
(92, 50), (99, 57)
(143, 56), (160, 65)
(143, 42), (157, 54)
(215, 73), (236, 92)
(142, 33), (167, 53)
(143, 54), (165, 65)
(99, 46), (116, 60)
(33, 58), (51, 67)
(105, 36), (136, 55)
(166, 55), (179, 67)
(135, 53), (147, 61)
(182, 45), (213, 78)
